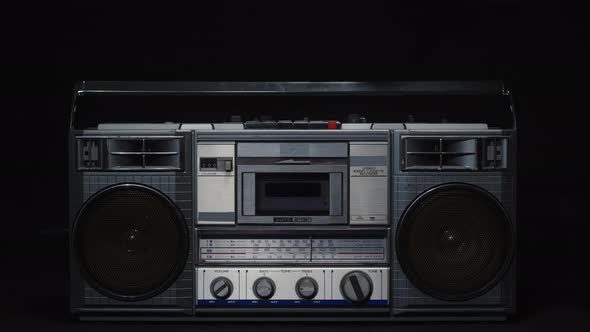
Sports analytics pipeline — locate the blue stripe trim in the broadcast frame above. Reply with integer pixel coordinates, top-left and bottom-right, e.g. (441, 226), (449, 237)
(197, 300), (388, 306)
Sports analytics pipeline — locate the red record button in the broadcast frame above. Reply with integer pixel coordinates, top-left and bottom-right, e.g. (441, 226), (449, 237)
(327, 120), (338, 129)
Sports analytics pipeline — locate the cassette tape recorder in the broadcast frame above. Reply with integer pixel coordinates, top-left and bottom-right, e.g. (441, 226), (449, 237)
(69, 81), (516, 321)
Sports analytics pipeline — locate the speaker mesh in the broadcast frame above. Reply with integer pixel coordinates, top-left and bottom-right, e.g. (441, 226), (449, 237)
(396, 183), (513, 301)
(74, 184), (189, 302)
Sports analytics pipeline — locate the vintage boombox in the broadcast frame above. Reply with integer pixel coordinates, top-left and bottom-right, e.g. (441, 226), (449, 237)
(69, 81), (516, 321)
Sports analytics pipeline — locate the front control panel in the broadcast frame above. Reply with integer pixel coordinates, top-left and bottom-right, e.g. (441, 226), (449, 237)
(197, 267), (388, 306)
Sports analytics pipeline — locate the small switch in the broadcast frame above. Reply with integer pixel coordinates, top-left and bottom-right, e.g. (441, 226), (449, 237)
(224, 160), (233, 172)
(244, 121), (262, 129)
(278, 120), (293, 129)
(90, 144), (99, 160)
(308, 121), (328, 129)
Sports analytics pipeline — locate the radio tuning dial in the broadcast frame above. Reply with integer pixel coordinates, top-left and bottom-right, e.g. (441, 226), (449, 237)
(210, 277), (233, 300)
(340, 271), (373, 304)
(253, 277), (276, 300)
(295, 277), (319, 300)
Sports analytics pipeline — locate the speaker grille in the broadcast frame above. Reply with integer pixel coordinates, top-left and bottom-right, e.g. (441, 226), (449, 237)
(74, 183), (189, 302)
(396, 183), (514, 301)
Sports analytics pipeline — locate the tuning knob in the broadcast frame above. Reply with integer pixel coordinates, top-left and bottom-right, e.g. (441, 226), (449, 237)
(295, 277), (319, 300)
(340, 271), (373, 304)
(253, 277), (276, 300)
(210, 277), (233, 300)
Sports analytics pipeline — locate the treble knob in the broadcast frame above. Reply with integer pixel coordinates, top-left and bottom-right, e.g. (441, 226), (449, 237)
(295, 277), (319, 300)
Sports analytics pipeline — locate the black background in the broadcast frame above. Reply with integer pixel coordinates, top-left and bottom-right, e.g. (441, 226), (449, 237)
(4, 0), (590, 331)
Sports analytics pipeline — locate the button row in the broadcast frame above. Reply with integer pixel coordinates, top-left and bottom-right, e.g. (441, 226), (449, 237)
(244, 120), (341, 129)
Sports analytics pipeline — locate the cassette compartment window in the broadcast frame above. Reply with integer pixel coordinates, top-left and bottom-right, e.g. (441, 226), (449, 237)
(255, 173), (331, 216)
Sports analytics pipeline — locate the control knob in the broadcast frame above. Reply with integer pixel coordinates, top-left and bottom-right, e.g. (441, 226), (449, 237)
(253, 277), (276, 300)
(295, 277), (319, 300)
(340, 271), (373, 304)
(210, 277), (233, 300)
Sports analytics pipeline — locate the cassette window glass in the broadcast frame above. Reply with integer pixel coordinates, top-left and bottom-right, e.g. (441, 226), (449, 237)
(255, 173), (330, 216)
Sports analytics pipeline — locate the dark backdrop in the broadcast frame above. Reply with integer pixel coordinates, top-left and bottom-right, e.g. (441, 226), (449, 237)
(4, 1), (590, 331)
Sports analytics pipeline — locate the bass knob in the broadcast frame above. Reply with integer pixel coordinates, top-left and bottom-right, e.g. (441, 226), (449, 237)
(253, 277), (276, 300)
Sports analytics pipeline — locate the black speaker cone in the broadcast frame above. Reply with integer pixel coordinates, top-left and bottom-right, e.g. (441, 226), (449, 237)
(396, 183), (514, 301)
(73, 183), (189, 302)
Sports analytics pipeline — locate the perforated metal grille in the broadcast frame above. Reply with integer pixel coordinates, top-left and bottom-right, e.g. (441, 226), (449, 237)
(74, 184), (189, 302)
(396, 183), (513, 301)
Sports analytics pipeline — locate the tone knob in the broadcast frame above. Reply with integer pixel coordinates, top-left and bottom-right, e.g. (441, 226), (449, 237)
(253, 277), (276, 300)
(340, 271), (373, 304)
(295, 277), (318, 300)
(210, 277), (233, 300)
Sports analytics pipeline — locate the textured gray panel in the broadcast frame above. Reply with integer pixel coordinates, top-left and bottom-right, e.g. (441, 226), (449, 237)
(78, 174), (193, 309)
(238, 142), (347, 157)
(392, 174), (514, 310)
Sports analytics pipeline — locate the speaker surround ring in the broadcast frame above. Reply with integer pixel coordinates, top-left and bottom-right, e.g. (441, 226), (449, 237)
(72, 183), (189, 302)
(395, 182), (514, 302)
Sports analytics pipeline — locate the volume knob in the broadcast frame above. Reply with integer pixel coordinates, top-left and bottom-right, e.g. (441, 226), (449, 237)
(340, 271), (373, 304)
(253, 277), (276, 300)
(210, 277), (233, 300)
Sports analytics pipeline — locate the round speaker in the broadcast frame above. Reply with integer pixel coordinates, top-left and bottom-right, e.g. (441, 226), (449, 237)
(73, 183), (189, 302)
(396, 183), (514, 301)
